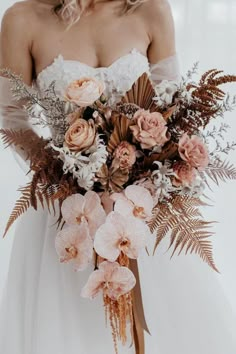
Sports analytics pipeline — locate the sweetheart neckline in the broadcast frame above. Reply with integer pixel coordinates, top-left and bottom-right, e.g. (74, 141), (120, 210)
(36, 48), (149, 80)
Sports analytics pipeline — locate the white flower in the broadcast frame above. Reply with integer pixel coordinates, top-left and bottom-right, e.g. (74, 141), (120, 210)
(152, 160), (176, 181)
(74, 168), (95, 190)
(153, 80), (178, 106)
(85, 136), (108, 172)
(152, 175), (176, 200)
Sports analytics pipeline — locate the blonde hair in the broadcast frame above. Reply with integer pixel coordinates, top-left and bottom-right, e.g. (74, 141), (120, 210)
(54, 0), (146, 26)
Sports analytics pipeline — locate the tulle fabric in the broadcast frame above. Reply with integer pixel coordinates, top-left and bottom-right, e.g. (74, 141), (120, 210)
(0, 53), (236, 354)
(150, 53), (181, 83)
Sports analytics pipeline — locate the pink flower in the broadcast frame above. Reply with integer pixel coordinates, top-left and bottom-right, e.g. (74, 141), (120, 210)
(172, 161), (197, 187)
(178, 133), (209, 170)
(112, 185), (154, 220)
(64, 118), (96, 152)
(130, 109), (169, 149)
(61, 192), (106, 238)
(65, 77), (105, 107)
(94, 211), (150, 261)
(112, 141), (136, 170)
(81, 261), (136, 300)
(55, 224), (93, 271)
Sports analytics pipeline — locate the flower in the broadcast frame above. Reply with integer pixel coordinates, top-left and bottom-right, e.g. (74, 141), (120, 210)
(112, 141), (136, 170)
(64, 118), (96, 152)
(61, 191), (106, 238)
(55, 224), (93, 271)
(74, 168), (95, 190)
(94, 211), (150, 261)
(178, 133), (209, 169)
(65, 77), (105, 107)
(112, 185), (153, 220)
(172, 161), (197, 187)
(152, 174), (176, 201)
(134, 178), (159, 205)
(81, 261), (136, 300)
(153, 80), (178, 106)
(130, 109), (169, 149)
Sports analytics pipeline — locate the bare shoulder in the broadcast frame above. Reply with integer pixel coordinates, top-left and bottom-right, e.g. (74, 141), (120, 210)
(137, 0), (176, 62)
(1, 2), (38, 45)
(138, 0), (174, 31)
(1, 0), (53, 32)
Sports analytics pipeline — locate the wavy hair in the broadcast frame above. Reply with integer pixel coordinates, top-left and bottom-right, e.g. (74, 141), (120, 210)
(54, 0), (146, 26)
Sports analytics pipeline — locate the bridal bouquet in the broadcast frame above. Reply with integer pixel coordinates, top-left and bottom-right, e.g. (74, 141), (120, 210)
(1, 65), (236, 352)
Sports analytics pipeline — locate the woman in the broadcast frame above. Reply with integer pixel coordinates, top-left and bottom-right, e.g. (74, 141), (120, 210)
(0, 1), (235, 354)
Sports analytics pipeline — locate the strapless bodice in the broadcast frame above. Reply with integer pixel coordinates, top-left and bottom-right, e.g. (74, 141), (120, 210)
(36, 48), (150, 103)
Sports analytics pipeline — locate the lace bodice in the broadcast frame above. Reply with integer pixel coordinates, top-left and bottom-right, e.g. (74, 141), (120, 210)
(36, 49), (150, 103)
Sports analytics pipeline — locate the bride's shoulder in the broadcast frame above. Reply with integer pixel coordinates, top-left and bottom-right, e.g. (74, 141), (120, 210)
(138, 0), (173, 25)
(140, 0), (171, 21)
(1, 0), (51, 28)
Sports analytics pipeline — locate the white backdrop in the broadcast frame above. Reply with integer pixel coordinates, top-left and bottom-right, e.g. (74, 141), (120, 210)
(0, 0), (236, 314)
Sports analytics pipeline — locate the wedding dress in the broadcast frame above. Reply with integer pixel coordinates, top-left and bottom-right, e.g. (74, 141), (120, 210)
(0, 48), (236, 354)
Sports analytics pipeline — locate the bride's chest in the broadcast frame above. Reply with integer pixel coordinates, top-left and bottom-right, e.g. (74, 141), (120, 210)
(33, 9), (149, 75)
(35, 49), (150, 104)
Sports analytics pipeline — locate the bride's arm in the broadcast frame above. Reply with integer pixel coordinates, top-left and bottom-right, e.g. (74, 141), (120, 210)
(142, 0), (181, 83)
(0, 4), (39, 169)
(0, 3), (34, 84)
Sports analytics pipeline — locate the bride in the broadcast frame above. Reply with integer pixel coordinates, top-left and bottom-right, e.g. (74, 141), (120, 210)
(0, 0), (235, 353)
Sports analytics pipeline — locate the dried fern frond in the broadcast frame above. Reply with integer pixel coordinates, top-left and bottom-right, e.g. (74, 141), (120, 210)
(3, 183), (32, 237)
(149, 196), (218, 272)
(204, 159), (236, 186)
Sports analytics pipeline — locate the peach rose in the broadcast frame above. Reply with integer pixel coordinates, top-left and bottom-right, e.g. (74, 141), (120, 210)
(172, 161), (197, 187)
(178, 133), (209, 169)
(64, 118), (95, 152)
(113, 141), (136, 170)
(65, 77), (105, 107)
(130, 109), (169, 150)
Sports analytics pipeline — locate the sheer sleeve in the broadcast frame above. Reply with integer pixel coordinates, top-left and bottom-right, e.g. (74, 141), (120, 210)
(150, 53), (181, 84)
(0, 76), (32, 173)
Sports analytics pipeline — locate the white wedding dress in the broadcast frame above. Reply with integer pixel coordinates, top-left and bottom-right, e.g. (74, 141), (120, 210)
(0, 49), (236, 354)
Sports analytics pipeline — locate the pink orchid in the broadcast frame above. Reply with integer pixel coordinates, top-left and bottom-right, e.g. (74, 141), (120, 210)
(81, 261), (136, 300)
(55, 224), (93, 271)
(112, 185), (154, 220)
(61, 191), (106, 238)
(94, 211), (150, 262)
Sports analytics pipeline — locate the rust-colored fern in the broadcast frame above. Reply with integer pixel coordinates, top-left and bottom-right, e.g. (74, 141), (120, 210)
(149, 196), (218, 271)
(3, 183), (32, 237)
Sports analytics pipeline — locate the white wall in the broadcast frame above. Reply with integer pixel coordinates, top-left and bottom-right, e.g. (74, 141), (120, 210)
(0, 0), (236, 310)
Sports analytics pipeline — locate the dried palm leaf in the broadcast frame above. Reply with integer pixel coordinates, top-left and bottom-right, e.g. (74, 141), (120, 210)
(121, 73), (157, 111)
(107, 113), (132, 153)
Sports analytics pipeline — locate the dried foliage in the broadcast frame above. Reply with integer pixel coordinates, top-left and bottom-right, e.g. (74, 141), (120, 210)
(204, 159), (236, 186)
(121, 73), (157, 111)
(149, 196), (218, 272)
(169, 69), (236, 136)
(0, 129), (80, 235)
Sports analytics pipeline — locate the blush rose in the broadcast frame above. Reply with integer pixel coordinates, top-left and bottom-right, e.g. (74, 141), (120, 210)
(178, 133), (209, 170)
(130, 109), (169, 150)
